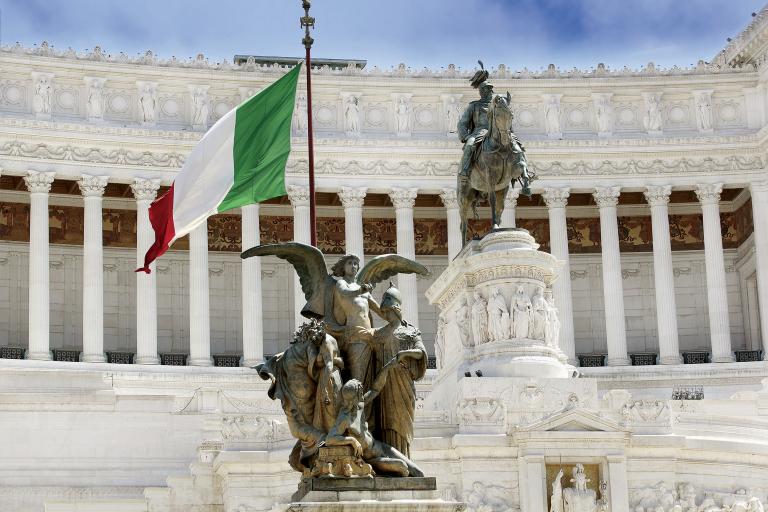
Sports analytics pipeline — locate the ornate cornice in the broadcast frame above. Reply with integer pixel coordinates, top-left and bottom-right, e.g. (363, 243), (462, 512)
(0, 139), (185, 168)
(389, 187), (418, 209)
(593, 186), (621, 208)
(338, 186), (367, 209)
(78, 174), (109, 197)
(130, 177), (160, 201)
(695, 183), (724, 205)
(24, 170), (55, 194)
(287, 185), (310, 207)
(643, 185), (672, 206)
(542, 188), (570, 208)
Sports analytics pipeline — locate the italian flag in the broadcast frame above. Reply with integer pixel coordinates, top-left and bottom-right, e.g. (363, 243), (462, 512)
(137, 64), (302, 273)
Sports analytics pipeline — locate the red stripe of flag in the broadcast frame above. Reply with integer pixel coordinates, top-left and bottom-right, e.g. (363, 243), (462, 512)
(135, 184), (176, 274)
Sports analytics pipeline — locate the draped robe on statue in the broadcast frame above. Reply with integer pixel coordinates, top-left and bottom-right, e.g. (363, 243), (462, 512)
(373, 323), (428, 458)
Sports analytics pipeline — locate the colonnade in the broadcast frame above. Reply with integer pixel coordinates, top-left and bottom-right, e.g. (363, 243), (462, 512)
(14, 170), (768, 365)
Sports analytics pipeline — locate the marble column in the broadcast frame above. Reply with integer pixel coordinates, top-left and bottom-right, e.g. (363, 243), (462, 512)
(241, 204), (263, 367)
(644, 185), (682, 364)
(288, 185), (311, 330)
(131, 178), (161, 364)
(389, 187), (420, 326)
(79, 175), (109, 363)
(188, 222), (213, 366)
(593, 186), (630, 365)
(750, 181), (768, 359)
(695, 184), (734, 362)
(439, 188), (462, 260)
(501, 187), (519, 228)
(542, 187), (576, 365)
(24, 171), (55, 360)
(339, 187), (367, 263)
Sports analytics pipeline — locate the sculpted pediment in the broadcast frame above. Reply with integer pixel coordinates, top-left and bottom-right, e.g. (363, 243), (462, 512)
(521, 407), (623, 433)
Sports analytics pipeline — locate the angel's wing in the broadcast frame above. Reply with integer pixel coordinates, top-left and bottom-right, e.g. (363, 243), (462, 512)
(241, 242), (329, 318)
(355, 254), (430, 288)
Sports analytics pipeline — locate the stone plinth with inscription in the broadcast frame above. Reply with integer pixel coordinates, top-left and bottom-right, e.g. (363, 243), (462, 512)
(426, 228), (573, 381)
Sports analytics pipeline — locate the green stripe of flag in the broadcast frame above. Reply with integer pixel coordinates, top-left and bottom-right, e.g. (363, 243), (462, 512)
(217, 64), (302, 213)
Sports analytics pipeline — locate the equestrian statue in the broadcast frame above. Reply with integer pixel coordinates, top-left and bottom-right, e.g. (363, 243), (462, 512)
(457, 60), (534, 244)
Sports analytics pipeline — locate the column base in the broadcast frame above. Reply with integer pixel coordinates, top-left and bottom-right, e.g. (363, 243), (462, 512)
(606, 357), (631, 366)
(712, 354), (735, 363)
(241, 358), (264, 368)
(81, 353), (107, 363)
(659, 355), (683, 365)
(188, 357), (214, 367)
(135, 355), (160, 365)
(26, 350), (52, 361)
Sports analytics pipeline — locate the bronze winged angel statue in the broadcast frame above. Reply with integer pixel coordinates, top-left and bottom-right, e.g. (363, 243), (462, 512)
(241, 242), (430, 478)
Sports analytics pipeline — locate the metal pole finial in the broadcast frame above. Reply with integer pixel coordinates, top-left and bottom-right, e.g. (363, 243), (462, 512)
(300, 0), (315, 50)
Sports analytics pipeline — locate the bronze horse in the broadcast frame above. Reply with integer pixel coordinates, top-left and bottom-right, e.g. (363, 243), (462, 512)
(458, 92), (532, 244)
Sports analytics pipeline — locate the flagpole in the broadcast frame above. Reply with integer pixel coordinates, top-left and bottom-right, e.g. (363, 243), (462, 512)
(301, 0), (318, 247)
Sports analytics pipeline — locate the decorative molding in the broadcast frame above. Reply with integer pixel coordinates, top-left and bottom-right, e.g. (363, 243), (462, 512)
(338, 186), (366, 209)
(24, 170), (55, 193)
(389, 187), (418, 209)
(593, 186), (621, 208)
(131, 177), (160, 201)
(439, 188), (459, 210)
(643, 185), (672, 206)
(286, 184), (310, 207)
(695, 183), (724, 205)
(542, 187), (570, 208)
(78, 174), (109, 197)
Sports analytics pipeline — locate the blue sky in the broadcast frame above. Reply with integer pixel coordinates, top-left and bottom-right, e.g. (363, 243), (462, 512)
(1, 0), (764, 70)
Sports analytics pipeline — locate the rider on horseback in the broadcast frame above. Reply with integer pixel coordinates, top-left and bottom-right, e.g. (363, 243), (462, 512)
(457, 63), (532, 196)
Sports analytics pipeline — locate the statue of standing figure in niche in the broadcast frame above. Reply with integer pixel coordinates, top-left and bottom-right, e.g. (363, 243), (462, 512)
(530, 289), (548, 340)
(487, 287), (510, 341)
(471, 291), (489, 345)
(244, 243), (430, 479)
(550, 468), (564, 512)
(511, 285), (532, 338)
(545, 297), (561, 347)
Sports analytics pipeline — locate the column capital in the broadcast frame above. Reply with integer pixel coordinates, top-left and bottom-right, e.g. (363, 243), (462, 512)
(695, 183), (723, 205)
(643, 185), (672, 206)
(78, 175), (109, 197)
(505, 187), (521, 208)
(131, 177), (160, 202)
(287, 184), (310, 207)
(24, 170), (55, 194)
(542, 187), (570, 208)
(389, 187), (418, 209)
(338, 186), (367, 209)
(593, 186), (621, 208)
(439, 188), (459, 209)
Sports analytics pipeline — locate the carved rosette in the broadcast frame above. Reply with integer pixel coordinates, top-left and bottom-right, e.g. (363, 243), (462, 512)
(287, 184), (310, 207)
(24, 170), (55, 194)
(643, 185), (672, 206)
(131, 177), (160, 202)
(338, 186), (366, 209)
(593, 186), (621, 208)
(695, 183), (723, 205)
(542, 187), (570, 208)
(78, 175), (108, 197)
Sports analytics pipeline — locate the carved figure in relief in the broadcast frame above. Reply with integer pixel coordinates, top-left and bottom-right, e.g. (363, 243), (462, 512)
(435, 315), (446, 370)
(487, 288), (510, 341)
(749, 497), (765, 512)
(471, 291), (489, 344)
(465, 481), (516, 512)
(190, 88), (209, 128)
(511, 285), (531, 338)
(139, 84), (156, 124)
(395, 96), (411, 134)
(695, 92), (713, 132)
(293, 92), (307, 133)
(344, 95), (360, 135)
(550, 468), (564, 512)
(446, 96), (460, 135)
(644, 93), (663, 132)
(544, 96), (561, 136)
(595, 95), (612, 134)
(545, 296), (561, 347)
(456, 295), (472, 347)
(529, 289), (548, 340)
(33, 75), (52, 115)
(86, 81), (103, 119)
(563, 463), (597, 512)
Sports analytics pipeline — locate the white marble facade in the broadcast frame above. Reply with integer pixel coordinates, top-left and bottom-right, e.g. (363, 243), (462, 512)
(3, 7), (768, 511)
